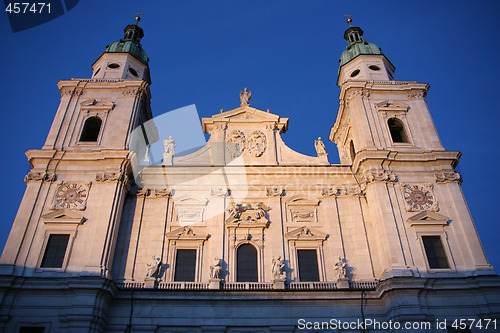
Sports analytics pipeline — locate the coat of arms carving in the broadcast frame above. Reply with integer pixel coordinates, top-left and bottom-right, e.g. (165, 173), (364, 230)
(246, 131), (267, 157)
(226, 130), (246, 158)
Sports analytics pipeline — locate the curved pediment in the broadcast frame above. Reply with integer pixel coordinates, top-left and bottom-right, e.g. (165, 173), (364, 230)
(286, 196), (320, 206)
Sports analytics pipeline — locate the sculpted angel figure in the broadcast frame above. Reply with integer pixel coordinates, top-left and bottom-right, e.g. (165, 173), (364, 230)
(226, 202), (240, 221)
(240, 87), (252, 106)
(210, 257), (222, 279)
(314, 137), (327, 156)
(146, 256), (161, 278)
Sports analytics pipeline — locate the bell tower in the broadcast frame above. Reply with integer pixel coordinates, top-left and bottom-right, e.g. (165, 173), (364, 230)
(329, 19), (492, 279)
(0, 17), (154, 282)
(330, 18), (445, 166)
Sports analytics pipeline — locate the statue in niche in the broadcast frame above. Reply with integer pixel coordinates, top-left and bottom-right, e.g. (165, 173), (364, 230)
(210, 257), (222, 279)
(240, 87), (252, 106)
(314, 137), (327, 156)
(335, 256), (347, 279)
(163, 136), (176, 155)
(272, 256), (286, 280)
(146, 256), (161, 278)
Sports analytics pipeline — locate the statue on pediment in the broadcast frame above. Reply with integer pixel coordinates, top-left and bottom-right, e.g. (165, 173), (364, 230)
(315, 137), (327, 156)
(240, 87), (252, 106)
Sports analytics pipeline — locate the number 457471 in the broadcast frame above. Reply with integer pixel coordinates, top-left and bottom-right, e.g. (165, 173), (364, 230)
(5, 3), (51, 14)
(451, 319), (497, 330)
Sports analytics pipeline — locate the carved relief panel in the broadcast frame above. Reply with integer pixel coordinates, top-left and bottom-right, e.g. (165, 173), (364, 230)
(285, 196), (320, 224)
(173, 197), (208, 226)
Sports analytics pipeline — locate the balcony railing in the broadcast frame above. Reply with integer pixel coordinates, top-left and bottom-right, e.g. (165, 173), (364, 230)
(115, 280), (378, 291)
(157, 282), (209, 290)
(222, 282), (274, 290)
(289, 281), (338, 290)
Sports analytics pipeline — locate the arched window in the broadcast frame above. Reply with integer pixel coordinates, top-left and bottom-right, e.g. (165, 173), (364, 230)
(79, 117), (102, 142)
(387, 118), (409, 143)
(236, 244), (258, 282)
(349, 140), (356, 162)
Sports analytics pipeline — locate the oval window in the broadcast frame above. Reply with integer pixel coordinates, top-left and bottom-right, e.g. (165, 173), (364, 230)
(350, 69), (360, 77)
(108, 63), (120, 69)
(369, 65), (381, 71)
(128, 67), (139, 77)
(93, 68), (100, 77)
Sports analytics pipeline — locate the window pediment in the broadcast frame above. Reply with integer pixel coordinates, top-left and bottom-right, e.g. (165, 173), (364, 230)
(80, 99), (115, 112)
(407, 211), (449, 227)
(375, 100), (409, 113)
(166, 226), (209, 241)
(42, 209), (85, 225)
(285, 226), (328, 241)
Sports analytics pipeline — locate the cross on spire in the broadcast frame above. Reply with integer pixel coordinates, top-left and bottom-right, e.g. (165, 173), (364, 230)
(344, 14), (353, 27)
(135, 11), (143, 24)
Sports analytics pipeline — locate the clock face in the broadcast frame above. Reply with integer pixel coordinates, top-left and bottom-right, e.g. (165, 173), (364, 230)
(403, 185), (435, 211)
(54, 183), (89, 210)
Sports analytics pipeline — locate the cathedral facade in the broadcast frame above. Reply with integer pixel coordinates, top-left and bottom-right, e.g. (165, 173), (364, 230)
(0, 19), (499, 333)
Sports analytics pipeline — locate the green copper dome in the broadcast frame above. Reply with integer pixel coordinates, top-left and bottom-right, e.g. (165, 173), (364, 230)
(339, 26), (383, 68)
(102, 23), (149, 65)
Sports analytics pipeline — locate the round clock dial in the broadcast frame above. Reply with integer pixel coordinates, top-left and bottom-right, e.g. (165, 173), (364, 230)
(54, 183), (88, 210)
(403, 185), (434, 211)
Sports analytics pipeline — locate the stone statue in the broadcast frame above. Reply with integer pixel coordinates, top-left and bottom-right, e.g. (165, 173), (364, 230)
(335, 256), (347, 279)
(146, 256), (161, 278)
(314, 137), (327, 156)
(210, 257), (222, 279)
(240, 87), (252, 106)
(226, 202), (241, 223)
(252, 202), (266, 220)
(143, 144), (151, 164)
(163, 136), (176, 155)
(162, 136), (176, 166)
(272, 256), (285, 279)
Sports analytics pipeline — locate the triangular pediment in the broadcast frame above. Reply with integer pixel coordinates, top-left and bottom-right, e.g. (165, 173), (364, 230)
(202, 106), (289, 133)
(285, 226), (328, 241)
(166, 226), (209, 240)
(42, 209), (85, 224)
(407, 211), (449, 227)
(375, 100), (409, 112)
(80, 99), (115, 110)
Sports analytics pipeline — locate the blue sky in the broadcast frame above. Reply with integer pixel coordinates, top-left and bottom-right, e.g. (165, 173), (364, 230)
(0, 0), (499, 271)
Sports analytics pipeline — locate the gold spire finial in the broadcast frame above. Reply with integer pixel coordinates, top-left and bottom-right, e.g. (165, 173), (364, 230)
(135, 11), (143, 24)
(344, 14), (352, 27)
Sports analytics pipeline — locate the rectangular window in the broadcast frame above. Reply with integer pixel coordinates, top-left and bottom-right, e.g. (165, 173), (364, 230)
(174, 249), (197, 282)
(41, 234), (70, 268)
(422, 236), (450, 269)
(297, 249), (320, 282)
